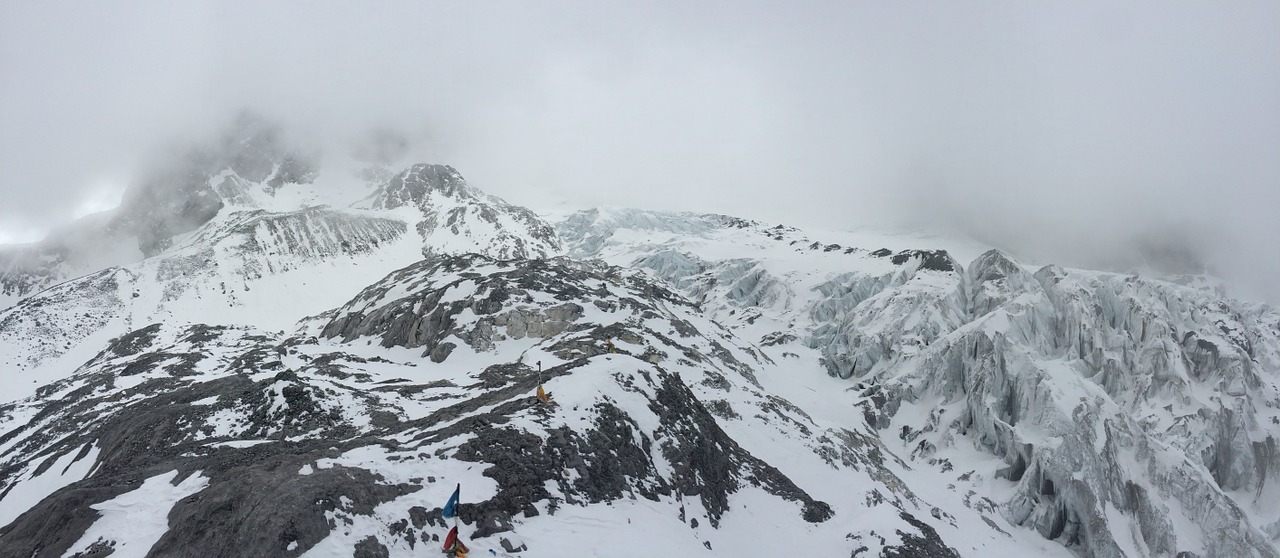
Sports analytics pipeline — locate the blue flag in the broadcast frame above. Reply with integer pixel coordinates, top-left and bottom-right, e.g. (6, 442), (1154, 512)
(442, 484), (460, 518)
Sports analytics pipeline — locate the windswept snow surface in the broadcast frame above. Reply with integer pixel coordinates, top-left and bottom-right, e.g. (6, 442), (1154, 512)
(60, 470), (210, 558)
(0, 444), (100, 528)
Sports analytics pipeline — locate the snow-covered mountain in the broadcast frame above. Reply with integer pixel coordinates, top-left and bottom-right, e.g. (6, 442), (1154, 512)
(2, 122), (1278, 557)
(555, 207), (1280, 557)
(0, 113), (319, 309)
(357, 164), (559, 261)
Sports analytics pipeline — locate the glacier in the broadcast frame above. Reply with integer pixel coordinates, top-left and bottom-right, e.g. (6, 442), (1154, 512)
(0, 119), (1276, 557)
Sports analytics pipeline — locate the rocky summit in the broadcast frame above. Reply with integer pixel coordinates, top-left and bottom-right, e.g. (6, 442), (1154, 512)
(1, 124), (1278, 558)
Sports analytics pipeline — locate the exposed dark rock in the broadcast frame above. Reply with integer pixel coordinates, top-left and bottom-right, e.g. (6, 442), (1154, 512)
(320, 254), (698, 365)
(353, 536), (390, 558)
(649, 370), (830, 526)
(103, 323), (163, 357)
(500, 537), (527, 552)
(152, 465), (416, 558)
(0, 484), (135, 558)
(430, 342), (456, 363)
(760, 332), (797, 346)
(889, 249), (956, 273)
(408, 506), (430, 529)
(365, 164), (470, 210)
(880, 512), (962, 558)
(181, 324), (231, 347)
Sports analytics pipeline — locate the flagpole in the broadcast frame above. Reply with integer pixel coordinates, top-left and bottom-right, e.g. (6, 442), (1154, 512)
(444, 482), (461, 554)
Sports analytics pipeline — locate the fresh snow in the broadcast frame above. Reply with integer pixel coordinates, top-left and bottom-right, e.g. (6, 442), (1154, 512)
(60, 470), (210, 558)
(1, 159), (1276, 558)
(0, 444), (100, 528)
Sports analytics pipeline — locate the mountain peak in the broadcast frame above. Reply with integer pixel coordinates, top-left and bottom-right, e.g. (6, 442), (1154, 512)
(115, 114), (319, 255)
(362, 164), (470, 211)
(4, 123), (1280, 557)
(360, 164), (560, 261)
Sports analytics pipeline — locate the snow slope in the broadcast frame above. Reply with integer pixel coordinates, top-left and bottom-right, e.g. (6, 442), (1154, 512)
(554, 207), (1280, 557)
(358, 164), (561, 261)
(0, 253), (1067, 557)
(1, 132), (1276, 557)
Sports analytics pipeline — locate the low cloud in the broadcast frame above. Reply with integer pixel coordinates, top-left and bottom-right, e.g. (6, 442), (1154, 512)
(1, 1), (1276, 300)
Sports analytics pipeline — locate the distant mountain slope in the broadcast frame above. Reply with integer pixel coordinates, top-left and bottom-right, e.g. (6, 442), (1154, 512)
(0, 205), (418, 399)
(0, 125), (1277, 557)
(0, 114), (318, 309)
(359, 164), (560, 261)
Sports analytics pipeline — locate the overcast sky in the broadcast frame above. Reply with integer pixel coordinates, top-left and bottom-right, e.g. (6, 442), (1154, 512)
(2, 1), (1277, 300)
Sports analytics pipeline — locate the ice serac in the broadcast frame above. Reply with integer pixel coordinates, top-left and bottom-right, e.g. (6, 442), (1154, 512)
(556, 207), (736, 259)
(360, 164), (560, 261)
(558, 208), (1280, 557)
(555, 208), (809, 332)
(858, 250), (1280, 558)
(807, 250), (965, 380)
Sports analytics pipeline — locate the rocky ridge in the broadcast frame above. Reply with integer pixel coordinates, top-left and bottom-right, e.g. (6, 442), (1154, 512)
(0, 143), (1276, 557)
(0, 252), (991, 557)
(359, 164), (560, 261)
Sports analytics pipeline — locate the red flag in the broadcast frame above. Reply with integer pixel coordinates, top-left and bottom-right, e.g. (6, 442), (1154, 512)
(443, 525), (458, 551)
(443, 526), (470, 554)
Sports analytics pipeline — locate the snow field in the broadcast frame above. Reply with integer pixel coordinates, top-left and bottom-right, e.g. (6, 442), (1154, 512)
(59, 469), (210, 558)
